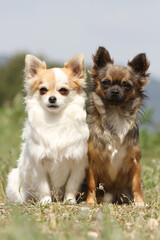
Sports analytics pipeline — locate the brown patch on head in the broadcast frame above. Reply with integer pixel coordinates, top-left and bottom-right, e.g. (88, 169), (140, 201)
(29, 77), (43, 94)
(29, 69), (56, 95)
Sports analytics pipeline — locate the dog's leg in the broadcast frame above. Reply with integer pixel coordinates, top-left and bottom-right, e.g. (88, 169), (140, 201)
(129, 160), (144, 205)
(38, 176), (52, 206)
(86, 167), (97, 205)
(24, 175), (52, 205)
(21, 162), (52, 205)
(64, 156), (88, 204)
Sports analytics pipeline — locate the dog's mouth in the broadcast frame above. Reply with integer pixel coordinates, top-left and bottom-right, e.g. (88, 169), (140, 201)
(106, 95), (125, 106)
(107, 99), (123, 106)
(47, 104), (59, 109)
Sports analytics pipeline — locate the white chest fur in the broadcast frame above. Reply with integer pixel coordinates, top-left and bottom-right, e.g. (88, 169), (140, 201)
(106, 109), (131, 143)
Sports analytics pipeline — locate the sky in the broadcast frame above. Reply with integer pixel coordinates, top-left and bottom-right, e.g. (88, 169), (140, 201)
(0, 0), (160, 79)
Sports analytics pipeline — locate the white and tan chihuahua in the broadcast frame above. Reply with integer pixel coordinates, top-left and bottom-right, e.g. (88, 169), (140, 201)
(6, 54), (89, 205)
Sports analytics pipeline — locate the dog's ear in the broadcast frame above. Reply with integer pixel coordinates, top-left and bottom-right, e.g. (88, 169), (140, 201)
(25, 55), (46, 78)
(128, 53), (150, 76)
(65, 54), (85, 78)
(128, 53), (150, 86)
(93, 47), (113, 69)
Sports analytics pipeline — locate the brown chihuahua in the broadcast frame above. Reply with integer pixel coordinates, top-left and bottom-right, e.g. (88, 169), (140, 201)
(86, 47), (150, 205)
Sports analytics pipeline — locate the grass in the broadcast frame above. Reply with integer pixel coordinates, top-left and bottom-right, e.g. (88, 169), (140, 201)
(0, 96), (160, 240)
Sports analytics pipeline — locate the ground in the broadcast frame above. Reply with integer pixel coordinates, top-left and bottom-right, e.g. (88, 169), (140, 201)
(0, 96), (160, 240)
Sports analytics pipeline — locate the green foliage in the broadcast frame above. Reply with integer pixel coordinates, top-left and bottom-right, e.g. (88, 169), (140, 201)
(140, 108), (154, 125)
(0, 54), (26, 105)
(0, 95), (25, 183)
(140, 129), (160, 167)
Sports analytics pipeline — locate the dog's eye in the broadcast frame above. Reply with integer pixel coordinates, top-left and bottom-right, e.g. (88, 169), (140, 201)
(40, 87), (48, 95)
(59, 88), (69, 95)
(101, 80), (111, 87)
(123, 82), (132, 90)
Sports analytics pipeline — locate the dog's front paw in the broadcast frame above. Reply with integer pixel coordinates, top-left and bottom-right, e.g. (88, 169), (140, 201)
(132, 199), (146, 207)
(64, 193), (76, 204)
(86, 199), (95, 206)
(86, 196), (95, 206)
(134, 201), (147, 207)
(40, 196), (52, 206)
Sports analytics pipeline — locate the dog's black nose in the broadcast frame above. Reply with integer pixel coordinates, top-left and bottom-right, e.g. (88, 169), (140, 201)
(49, 96), (57, 103)
(111, 89), (119, 96)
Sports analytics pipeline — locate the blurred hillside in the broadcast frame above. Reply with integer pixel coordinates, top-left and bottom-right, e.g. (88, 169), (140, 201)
(0, 55), (8, 65)
(145, 78), (160, 122)
(0, 54), (159, 126)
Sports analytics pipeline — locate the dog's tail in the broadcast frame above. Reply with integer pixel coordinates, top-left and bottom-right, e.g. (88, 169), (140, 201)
(6, 168), (24, 204)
